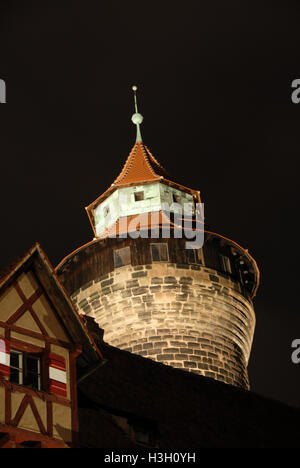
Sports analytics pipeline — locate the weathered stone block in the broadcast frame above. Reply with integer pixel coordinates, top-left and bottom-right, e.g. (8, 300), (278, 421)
(142, 295), (154, 303)
(126, 279), (139, 288)
(180, 348), (191, 354)
(184, 361), (197, 368)
(73, 262), (255, 391)
(151, 277), (163, 284)
(150, 285), (161, 293)
(179, 277), (193, 284)
(132, 287), (148, 296)
(112, 283), (125, 292)
(132, 271), (148, 278)
(101, 278), (114, 288)
(143, 342), (153, 349)
(209, 274), (219, 283)
(156, 354), (175, 361)
(163, 347), (180, 353)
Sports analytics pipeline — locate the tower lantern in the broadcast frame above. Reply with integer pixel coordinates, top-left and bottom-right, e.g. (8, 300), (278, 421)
(56, 87), (259, 390)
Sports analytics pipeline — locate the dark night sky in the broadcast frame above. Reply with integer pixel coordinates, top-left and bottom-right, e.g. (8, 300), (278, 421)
(1, 1), (300, 407)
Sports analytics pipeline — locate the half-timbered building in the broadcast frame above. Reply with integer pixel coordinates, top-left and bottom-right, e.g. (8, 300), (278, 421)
(0, 244), (102, 448)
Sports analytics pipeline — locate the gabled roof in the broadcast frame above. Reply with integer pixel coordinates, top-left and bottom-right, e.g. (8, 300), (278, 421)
(0, 243), (102, 364)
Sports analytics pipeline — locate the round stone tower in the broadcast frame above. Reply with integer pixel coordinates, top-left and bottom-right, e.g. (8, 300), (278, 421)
(56, 87), (259, 390)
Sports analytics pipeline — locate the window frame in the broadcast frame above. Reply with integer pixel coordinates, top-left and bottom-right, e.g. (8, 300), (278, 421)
(186, 248), (203, 265)
(10, 349), (43, 392)
(219, 254), (232, 274)
(103, 205), (110, 217)
(10, 349), (24, 386)
(113, 246), (131, 269)
(134, 191), (145, 202)
(172, 193), (181, 204)
(150, 243), (169, 262)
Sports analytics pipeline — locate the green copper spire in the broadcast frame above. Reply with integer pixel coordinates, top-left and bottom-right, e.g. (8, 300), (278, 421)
(131, 85), (143, 143)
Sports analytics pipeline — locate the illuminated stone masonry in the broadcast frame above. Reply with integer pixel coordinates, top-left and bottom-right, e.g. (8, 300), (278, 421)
(71, 261), (255, 390)
(56, 88), (259, 392)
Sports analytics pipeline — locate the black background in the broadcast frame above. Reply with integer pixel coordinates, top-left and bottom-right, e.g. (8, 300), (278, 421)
(0, 1), (300, 407)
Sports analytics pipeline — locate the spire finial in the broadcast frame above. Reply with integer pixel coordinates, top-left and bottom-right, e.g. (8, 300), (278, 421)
(131, 85), (143, 143)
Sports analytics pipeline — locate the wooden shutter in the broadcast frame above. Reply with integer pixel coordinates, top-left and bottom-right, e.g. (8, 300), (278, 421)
(0, 338), (10, 380)
(49, 353), (67, 398)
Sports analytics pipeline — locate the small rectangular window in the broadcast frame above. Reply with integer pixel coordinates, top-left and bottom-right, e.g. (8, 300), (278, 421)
(187, 248), (203, 264)
(172, 193), (181, 204)
(220, 254), (232, 274)
(26, 354), (41, 391)
(114, 246), (131, 268)
(103, 206), (110, 217)
(10, 350), (23, 386)
(187, 248), (196, 264)
(150, 243), (169, 262)
(134, 191), (144, 202)
(10, 350), (42, 391)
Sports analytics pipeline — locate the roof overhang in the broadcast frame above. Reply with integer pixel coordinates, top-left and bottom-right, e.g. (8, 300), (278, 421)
(85, 178), (201, 238)
(0, 243), (102, 364)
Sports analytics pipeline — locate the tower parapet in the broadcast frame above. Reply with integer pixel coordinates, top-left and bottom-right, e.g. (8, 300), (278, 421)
(57, 233), (258, 390)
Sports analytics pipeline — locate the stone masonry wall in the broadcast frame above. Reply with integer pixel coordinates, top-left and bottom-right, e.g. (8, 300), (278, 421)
(71, 262), (255, 390)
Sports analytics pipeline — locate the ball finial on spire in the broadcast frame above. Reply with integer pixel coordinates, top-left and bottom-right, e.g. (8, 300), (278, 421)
(131, 113), (143, 125)
(131, 85), (143, 142)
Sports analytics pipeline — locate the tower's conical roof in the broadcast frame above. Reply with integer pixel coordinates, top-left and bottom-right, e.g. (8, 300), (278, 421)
(112, 141), (172, 186)
(85, 86), (201, 235)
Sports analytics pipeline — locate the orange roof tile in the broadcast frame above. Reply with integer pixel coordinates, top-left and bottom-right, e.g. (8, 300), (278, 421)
(113, 141), (172, 185)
